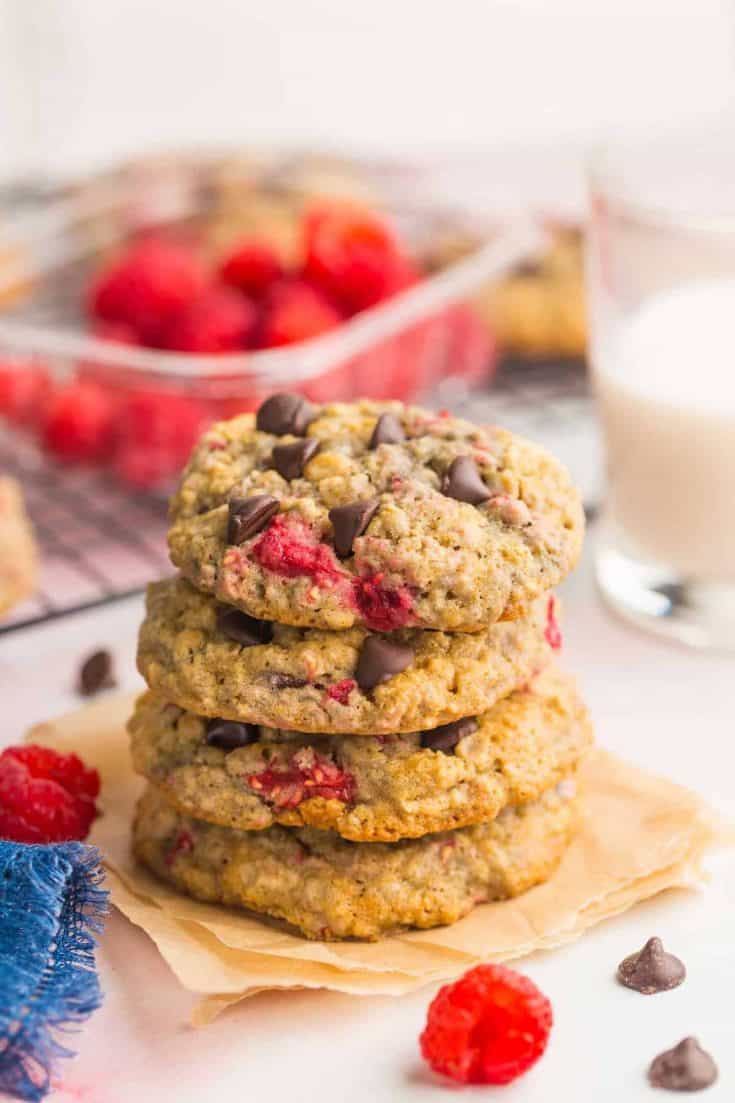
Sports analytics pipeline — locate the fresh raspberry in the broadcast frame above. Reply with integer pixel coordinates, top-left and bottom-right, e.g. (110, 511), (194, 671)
(304, 203), (408, 313)
(544, 595), (562, 651)
(420, 964), (553, 1085)
(88, 238), (207, 346)
(251, 515), (345, 589)
(0, 361), (53, 425)
(160, 286), (256, 353)
(325, 679), (357, 706)
(248, 749), (356, 809)
(257, 280), (341, 347)
(219, 239), (284, 298)
(351, 572), (414, 632)
(41, 380), (116, 463)
(0, 744), (100, 844)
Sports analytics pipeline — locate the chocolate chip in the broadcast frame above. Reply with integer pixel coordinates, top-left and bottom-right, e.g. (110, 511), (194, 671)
(265, 672), (309, 690)
(648, 1038), (718, 1092)
(369, 413), (405, 448)
(421, 717), (478, 754)
(216, 606), (273, 646)
(256, 393), (316, 436)
(206, 718), (259, 750)
(441, 456), (492, 504)
(617, 937), (686, 995)
(355, 636), (413, 691)
(271, 438), (320, 480)
(227, 495), (279, 545)
(78, 649), (116, 696)
(329, 499), (379, 558)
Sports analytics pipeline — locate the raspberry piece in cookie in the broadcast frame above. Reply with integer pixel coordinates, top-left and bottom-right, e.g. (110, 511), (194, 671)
(420, 964), (553, 1085)
(247, 748), (356, 810)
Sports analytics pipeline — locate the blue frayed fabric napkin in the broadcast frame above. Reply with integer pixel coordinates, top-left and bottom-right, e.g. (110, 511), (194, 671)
(0, 841), (108, 1102)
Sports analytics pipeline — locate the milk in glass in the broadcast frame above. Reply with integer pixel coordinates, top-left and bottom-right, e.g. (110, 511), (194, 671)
(594, 279), (735, 581)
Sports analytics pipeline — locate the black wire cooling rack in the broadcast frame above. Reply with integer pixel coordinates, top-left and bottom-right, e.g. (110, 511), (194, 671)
(0, 429), (171, 633)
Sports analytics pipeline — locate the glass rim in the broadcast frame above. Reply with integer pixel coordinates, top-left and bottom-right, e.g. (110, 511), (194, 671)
(587, 142), (735, 236)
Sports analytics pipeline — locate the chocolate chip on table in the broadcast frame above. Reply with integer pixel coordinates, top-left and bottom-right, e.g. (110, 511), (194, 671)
(617, 937), (686, 995)
(227, 495), (279, 545)
(441, 456), (492, 505)
(265, 672), (309, 690)
(329, 499), (379, 558)
(355, 636), (414, 691)
(205, 718), (259, 750)
(369, 413), (405, 448)
(648, 1038), (718, 1092)
(216, 606), (273, 646)
(420, 717), (478, 754)
(271, 438), (320, 480)
(256, 393), (316, 436)
(78, 649), (116, 696)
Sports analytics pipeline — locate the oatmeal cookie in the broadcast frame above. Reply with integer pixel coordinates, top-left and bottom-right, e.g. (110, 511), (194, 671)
(168, 397), (583, 632)
(129, 667), (591, 841)
(137, 577), (561, 734)
(133, 781), (580, 940)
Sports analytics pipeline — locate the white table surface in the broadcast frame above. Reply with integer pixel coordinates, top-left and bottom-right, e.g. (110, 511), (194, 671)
(2, 543), (734, 1103)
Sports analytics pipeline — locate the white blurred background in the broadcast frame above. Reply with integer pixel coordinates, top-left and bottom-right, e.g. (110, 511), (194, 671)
(1, 0), (734, 206)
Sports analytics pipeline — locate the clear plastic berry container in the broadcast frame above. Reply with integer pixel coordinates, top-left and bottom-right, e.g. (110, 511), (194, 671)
(0, 152), (539, 493)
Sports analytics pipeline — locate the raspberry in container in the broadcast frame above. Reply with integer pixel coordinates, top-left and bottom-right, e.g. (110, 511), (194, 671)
(0, 151), (540, 493)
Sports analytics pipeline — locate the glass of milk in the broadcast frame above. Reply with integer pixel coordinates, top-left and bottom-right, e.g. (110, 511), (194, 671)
(588, 140), (735, 651)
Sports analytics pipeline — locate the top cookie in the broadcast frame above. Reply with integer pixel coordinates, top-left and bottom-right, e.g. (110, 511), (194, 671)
(168, 396), (584, 633)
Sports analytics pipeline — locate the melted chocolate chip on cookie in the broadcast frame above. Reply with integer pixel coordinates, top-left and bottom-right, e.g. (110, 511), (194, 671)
(216, 606), (273, 646)
(256, 393), (316, 436)
(441, 456), (492, 505)
(271, 438), (320, 480)
(206, 718), (259, 750)
(355, 636), (413, 691)
(369, 413), (405, 448)
(329, 499), (380, 558)
(421, 717), (478, 754)
(227, 495), (279, 544)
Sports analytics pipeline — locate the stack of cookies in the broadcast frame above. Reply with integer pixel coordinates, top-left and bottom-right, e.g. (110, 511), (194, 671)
(130, 395), (591, 940)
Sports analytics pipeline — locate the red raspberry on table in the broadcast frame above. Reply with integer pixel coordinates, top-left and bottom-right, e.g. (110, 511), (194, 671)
(0, 744), (100, 844)
(42, 380), (116, 463)
(420, 964), (553, 1085)
(304, 203), (410, 313)
(219, 239), (284, 298)
(88, 237), (207, 346)
(160, 286), (256, 353)
(257, 279), (342, 347)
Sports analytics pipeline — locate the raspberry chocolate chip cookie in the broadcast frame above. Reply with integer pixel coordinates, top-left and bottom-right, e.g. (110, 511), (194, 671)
(137, 577), (560, 735)
(168, 396), (584, 633)
(129, 667), (592, 841)
(133, 781), (580, 940)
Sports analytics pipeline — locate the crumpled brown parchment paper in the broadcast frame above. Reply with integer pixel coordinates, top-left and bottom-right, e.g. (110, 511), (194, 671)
(29, 692), (724, 1025)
